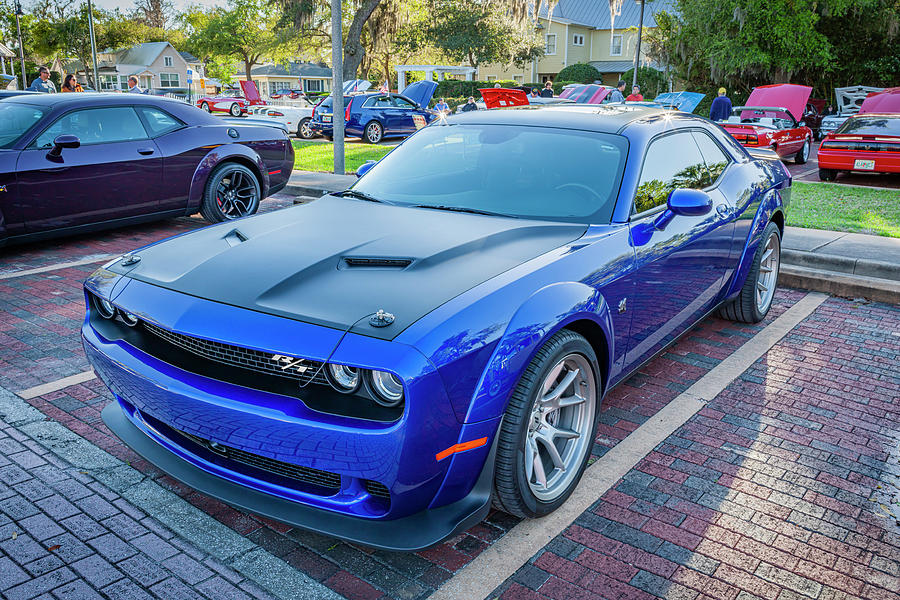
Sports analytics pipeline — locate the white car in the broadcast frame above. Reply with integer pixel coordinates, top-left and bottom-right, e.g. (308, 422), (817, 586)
(255, 104), (317, 139)
(819, 86), (884, 138)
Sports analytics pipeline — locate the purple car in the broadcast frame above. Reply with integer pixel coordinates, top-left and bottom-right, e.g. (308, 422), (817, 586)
(0, 93), (294, 246)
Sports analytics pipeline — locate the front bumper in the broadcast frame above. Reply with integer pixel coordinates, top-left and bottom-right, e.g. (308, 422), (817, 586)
(83, 277), (499, 549)
(102, 399), (494, 551)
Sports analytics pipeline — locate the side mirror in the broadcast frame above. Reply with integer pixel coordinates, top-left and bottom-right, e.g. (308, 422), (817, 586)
(653, 188), (712, 230)
(355, 160), (376, 178)
(47, 134), (80, 161)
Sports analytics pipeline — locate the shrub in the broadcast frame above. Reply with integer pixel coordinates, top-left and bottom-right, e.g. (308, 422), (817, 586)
(621, 66), (667, 98)
(434, 79), (518, 99)
(557, 63), (601, 84)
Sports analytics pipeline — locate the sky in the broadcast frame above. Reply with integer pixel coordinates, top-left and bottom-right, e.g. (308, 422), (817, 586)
(88, 0), (225, 13)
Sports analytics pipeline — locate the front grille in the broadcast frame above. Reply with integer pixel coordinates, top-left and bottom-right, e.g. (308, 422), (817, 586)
(143, 321), (328, 386)
(178, 430), (341, 491)
(364, 480), (391, 500)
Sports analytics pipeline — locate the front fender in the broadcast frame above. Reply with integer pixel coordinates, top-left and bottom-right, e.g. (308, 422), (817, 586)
(465, 281), (613, 424)
(725, 187), (785, 299)
(186, 144), (269, 214)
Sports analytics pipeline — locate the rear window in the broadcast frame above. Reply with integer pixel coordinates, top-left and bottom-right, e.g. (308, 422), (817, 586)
(836, 116), (900, 136)
(316, 96), (351, 111)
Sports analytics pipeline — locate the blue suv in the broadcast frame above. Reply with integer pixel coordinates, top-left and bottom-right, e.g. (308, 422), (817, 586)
(309, 81), (438, 143)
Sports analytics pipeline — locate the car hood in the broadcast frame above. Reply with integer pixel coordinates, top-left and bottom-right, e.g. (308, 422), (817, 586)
(401, 81), (438, 108)
(239, 80), (262, 103)
(860, 87), (900, 114)
(117, 197), (587, 340)
(835, 86), (884, 114)
(746, 84), (812, 122)
(654, 92), (705, 113)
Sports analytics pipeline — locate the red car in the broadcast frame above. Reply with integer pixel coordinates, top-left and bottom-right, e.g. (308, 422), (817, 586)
(817, 88), (900, 181)
(722, 84), (814, 164)
(196, 80), (266, 116)
(270, 89), (304, 100)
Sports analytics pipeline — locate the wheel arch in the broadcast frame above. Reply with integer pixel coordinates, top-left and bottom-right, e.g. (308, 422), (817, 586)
(186, 145), (268, 214)
(725, 187), (785, 299)
(463, 281), (614, 424)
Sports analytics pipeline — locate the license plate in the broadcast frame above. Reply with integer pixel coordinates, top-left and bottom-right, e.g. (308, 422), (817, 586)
(853, 159), (875, 170)
(323, 115), (332, 123)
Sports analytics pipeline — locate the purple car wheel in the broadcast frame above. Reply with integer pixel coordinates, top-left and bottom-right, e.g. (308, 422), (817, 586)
(493, 330), (600, 518)
(201, 163), (261, 223)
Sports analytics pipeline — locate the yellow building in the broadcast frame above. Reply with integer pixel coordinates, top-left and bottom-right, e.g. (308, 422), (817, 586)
(478, 0), (673, 87)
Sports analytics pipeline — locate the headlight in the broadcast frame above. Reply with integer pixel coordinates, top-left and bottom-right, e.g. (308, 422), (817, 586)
(370, 370), (404, 407)
(327, 363), (361, 393)
(120, 311), (139, 327)
(94, 295), (116, 319)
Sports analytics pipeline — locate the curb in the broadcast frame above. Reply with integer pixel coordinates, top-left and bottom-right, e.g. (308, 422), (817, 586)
(782, 249), (899, 282)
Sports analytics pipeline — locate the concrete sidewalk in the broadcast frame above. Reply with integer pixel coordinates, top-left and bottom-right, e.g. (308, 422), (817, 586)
(282, 171), (899, 303)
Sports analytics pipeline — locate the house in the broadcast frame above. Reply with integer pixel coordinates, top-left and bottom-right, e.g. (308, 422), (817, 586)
(58, 42), (192, 93)
(1, 42), (17, 88)
(232, 62), (332, 96)
(477, 0), (674, 86)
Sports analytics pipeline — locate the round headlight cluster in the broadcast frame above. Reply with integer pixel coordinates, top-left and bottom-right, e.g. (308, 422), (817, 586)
(325, 363), (404, 407)
(90, 293), (139, 327)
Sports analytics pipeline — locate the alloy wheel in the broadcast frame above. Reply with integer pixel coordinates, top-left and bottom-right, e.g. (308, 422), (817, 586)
(366, 122), (382, 143)
(524, 353), (596, 501)
(230, 103), (241, 117)
(802, 139), (810, 162)
(299, 119), (313, 139)
(755, 231), (780, 314)
(215, 169), (258, 219)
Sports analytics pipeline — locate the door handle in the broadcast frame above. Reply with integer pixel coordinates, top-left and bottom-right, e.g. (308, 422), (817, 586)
(137, 147), (155, 155)
(716, 204), (730, 217)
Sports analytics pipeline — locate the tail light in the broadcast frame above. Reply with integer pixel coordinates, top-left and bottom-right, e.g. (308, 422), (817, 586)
(311, 104), (316, 119)
(269, 111), (284, 117)
(345, 98), (352, 122)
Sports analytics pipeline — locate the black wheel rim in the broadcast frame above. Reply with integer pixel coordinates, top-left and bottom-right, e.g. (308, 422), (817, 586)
(215, 169), (258, 219)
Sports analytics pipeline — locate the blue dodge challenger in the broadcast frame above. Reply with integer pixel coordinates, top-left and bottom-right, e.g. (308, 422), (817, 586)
(84, 105), (789, 550)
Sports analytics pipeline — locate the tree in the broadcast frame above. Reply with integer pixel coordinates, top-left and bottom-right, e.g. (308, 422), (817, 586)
(182, 0), (293, 82)
(557, 63), (601, 84)
(398, 0), (544, 68)
(132, 0), (174, 29)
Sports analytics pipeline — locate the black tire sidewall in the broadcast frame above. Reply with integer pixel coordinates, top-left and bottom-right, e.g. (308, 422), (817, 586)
(745, 221), (781, 321)
(201, 163), (260, 223)
(495, 332), (601, 517)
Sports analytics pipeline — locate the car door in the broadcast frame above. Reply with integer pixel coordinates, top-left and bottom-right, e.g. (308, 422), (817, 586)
(622, 130), (736, 372)
(16, 106), (162, 233)
(364, 95), (395, 132)
(391, 95), (420, 134)
(133, 105), (196, 213)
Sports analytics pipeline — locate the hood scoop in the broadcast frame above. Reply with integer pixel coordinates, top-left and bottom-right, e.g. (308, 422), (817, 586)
(341, 257), (413, 269)
(224, 229), (248, 247)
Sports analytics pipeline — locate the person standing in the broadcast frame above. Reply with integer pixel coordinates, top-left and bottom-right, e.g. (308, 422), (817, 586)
(540, 81), (554, 97)
(60, 74), (84, 93)
(626, 84), (643, 101)
(709, 87), (732, 122)
(28, 66), (56, 93)
(608, 80), (626, 103)
(127, 76), (144, 94)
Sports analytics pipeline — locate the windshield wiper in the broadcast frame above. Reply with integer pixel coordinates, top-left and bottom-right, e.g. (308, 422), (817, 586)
(411, 204), (512, 218)
(335, 189), (392, 204)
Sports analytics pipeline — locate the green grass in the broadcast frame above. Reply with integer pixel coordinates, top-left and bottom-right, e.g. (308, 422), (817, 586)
(292, 140), (392, 174)
(787, 182), (900, 238)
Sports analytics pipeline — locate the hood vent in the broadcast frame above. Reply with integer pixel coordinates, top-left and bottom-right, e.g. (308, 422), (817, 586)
(341, 257), (413, 269)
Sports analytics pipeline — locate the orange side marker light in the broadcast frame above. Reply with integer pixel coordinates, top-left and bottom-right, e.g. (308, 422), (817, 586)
(436, 437), (488, 461)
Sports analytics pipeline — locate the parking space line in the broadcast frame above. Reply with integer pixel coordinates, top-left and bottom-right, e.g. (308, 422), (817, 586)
(431, 291), (828, 600)
(0, 254), (115, 280)
(18, 370), (96, 399)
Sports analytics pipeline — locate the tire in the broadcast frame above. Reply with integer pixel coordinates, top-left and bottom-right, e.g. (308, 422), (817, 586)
(298, 118), (314, 139)
(794, 138), (810, 164)
(719, 221), (781, 324)
(324, 135), (333, 142)
(200, 162), (261, 223)
(364, 120), (384, 144)
(201, 102), (211, 112)
(492, 330), (601, 518)
(818, 168), (837, 182)
(229, 103), (241, 117)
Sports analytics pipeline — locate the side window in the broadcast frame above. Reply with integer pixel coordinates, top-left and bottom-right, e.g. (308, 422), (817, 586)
(137, 107), (184, 137)
(692, 130), (731, 185)
(393, 96), (416, 109)
(34, 107), (148, 148)
(633, 132), (709, 215)
(365, 95), (393, 109)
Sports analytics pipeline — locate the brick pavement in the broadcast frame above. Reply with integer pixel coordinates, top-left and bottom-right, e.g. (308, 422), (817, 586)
(490, 296), (900, 600)
(0, 413), (281, 600)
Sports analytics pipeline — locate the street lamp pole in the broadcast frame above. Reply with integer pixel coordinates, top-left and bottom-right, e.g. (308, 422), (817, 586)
(86, 0), (99, 89)
(330, 0), (344, 175)
(14, 0), (27, 90)
(632, 0), (645, 89)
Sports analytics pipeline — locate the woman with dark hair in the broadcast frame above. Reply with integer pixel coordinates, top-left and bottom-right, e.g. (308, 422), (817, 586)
(61, 74), (84, 93)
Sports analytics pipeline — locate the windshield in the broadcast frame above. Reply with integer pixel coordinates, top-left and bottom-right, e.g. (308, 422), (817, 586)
(733, 107), (795, 128)
(0, 103), (47, 149)
(352, 124), (628, 223)
(836, 116), (900, 136)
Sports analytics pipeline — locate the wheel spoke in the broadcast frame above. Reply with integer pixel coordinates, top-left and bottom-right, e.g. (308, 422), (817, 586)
(557, 393), (586, 409)
(536, 432), (566, 470)
(544, 423), (580, 441)
(530, 442), (548, 488)
(541, 368), (578, 409)
(760, 248), (773, 263)
(757, 279), (768, 292)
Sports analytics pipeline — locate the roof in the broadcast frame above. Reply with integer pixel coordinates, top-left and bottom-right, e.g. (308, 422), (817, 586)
(539, 0), (678, 29)
(0, 42), (15, 58)
(447, 103), (671, 133)
(248, 62), (331, 78)
(179, 51), (200, 63)
(589, 60), (645, 73)
(115, 42), (178, 67)
(2, 91), (191, 109)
